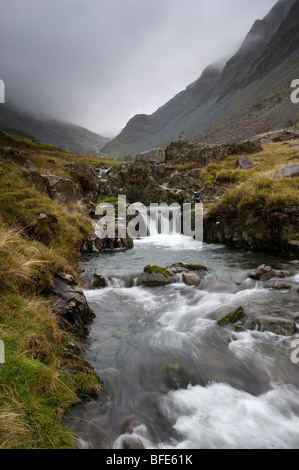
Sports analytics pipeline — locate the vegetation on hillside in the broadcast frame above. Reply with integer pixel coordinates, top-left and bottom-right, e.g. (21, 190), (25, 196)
(202, 142), (299, 212)
(0, 134), (105, 448)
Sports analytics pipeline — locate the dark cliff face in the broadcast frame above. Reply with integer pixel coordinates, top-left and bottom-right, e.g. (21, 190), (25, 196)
(220, 0), (296, 95)
(104, 0), (299, 159)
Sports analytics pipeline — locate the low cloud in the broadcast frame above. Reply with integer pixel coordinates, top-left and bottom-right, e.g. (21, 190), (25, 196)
(1, 0), (277, 136)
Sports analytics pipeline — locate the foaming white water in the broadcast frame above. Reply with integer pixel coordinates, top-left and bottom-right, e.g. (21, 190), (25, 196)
(158, 286), (268, 334)
(135, 234), (203, 251)
(106, 278), (125, 288)
(85, 285), (159, 310)
(153, 383), (299, 449)
(294, 274), (299, 283)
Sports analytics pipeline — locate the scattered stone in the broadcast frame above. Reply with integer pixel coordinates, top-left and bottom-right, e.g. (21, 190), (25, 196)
(290, 260), (299, 265)
(253, 158), (263, 162)
(274, 164), (299, 179)
(217, 307), (244, 326)
(234, 157), (255, 170)
(250, 265), (274, 281)
(289, 153), (299, 160)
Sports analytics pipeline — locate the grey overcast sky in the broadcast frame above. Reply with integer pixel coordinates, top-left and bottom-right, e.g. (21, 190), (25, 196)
(1, 0), (278, 137)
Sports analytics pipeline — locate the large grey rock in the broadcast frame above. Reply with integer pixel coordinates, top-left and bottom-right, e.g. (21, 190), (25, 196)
(234, 157), (255, 170)
(41, 174), (78, 204)
(64, 162), (99, 202)
(135, 148), (165, 164)
(137, 265), (175, 287)
(274, 164), (299, 179)
(138, 272), (175, 287)
(0, 146), (36, 171)
(28, 171), (51, 197)
(50, 273), (95, 335)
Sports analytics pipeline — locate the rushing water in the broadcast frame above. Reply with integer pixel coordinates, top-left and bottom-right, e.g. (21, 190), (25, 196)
(67, 233), (299, 449)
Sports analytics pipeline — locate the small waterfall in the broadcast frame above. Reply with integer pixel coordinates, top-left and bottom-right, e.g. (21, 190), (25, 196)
(107, 278), (126, 288)
(141, 207), (181, 237)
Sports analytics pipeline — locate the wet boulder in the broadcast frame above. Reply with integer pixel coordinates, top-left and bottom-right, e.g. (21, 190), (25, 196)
(169, 263), (208, 286)
(264, 280), (292, 290)
(137, 265), (175, 287)
(218, 307), (244, 326)
(244, 315), (297, 337)
(182, 273), (201, 286)
(250, 265), (274, 281)
(92, 274), (108, 289)
(50, 272), (95, 336)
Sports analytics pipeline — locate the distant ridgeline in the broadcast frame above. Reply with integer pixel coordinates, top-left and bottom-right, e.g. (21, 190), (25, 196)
(103, 0), (299, 159)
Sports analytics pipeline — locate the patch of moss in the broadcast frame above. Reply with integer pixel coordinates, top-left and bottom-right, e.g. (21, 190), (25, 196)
(218, 307), (244, 326)
(144, 265), (171, 277)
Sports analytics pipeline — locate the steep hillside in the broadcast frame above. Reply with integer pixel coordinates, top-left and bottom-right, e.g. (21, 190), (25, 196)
(0, 105), (109, 155)
(103, 0), (299, 159)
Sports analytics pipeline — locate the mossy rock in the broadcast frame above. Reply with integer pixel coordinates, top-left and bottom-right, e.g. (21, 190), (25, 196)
(144, 265), (171, 277)
(218, 307), (244, 326)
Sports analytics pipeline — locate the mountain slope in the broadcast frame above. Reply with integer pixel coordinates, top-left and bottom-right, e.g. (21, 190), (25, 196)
(103, 0), (299, 159)
(0, 105), (109, 155)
